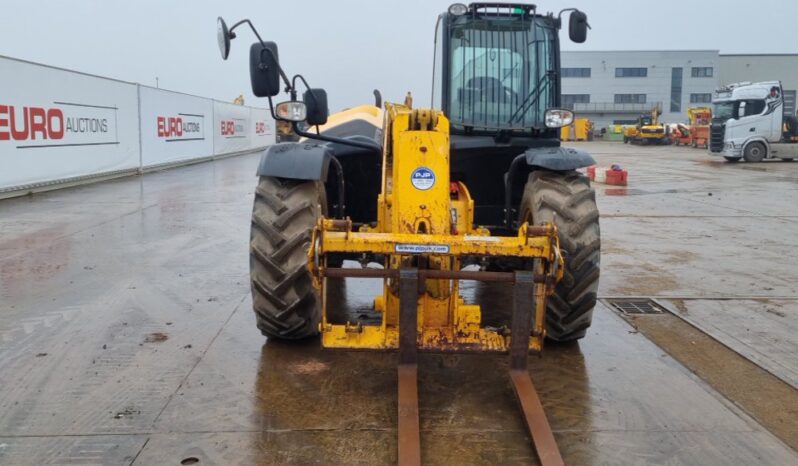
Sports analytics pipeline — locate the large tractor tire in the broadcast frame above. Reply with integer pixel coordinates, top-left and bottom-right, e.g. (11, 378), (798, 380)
(250, 176), (325, 340)
(520, 171), (600, 341)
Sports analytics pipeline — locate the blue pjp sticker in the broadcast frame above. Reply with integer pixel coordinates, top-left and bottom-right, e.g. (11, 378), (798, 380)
(410, 167), (435, 190)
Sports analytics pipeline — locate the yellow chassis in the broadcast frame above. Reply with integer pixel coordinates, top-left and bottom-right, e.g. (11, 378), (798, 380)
(308, 104), (563, 355)
(312, 221), (562, 353)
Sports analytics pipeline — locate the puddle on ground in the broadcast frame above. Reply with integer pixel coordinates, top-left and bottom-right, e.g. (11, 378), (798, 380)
(603, 188), (627, 196)
(602, 187), (699, 196)
(144, 332), (169, 343)
(695, 159), (726, 167)
(696, 159), (796, 170)
(741, 165), (770, 172)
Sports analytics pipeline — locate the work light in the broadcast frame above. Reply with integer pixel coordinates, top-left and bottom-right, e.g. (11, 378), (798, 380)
(544, 109), (574, 128)
(448, 3), (468, 16)
(275, 101), (307, 122)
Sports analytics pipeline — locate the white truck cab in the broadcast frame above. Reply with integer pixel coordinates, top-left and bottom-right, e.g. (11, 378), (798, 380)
(709, 81), (798, 162)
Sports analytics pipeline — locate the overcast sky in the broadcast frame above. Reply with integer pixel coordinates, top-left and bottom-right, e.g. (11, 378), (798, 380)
(1, 0), (795, 111)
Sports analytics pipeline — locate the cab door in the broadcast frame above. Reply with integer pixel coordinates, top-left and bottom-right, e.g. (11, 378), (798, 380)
(726, 99), (772, 146)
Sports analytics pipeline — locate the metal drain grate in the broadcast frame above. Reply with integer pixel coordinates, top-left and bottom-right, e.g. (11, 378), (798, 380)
(606, 298), (666, 315)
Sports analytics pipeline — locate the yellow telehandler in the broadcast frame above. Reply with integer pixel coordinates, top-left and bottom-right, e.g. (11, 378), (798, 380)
(217, 4), (598, 464)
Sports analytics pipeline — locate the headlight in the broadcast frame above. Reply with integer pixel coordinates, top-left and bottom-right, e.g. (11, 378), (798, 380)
(448, 3), (468, 16)
(544, 108), (574, 128)
(275, 101), (307, 122)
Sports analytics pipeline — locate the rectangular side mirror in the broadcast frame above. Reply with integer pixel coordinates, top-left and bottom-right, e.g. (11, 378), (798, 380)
(304, 88), (329, 126)
(250, 42), (281, 97)
(569, 11), (588, 43)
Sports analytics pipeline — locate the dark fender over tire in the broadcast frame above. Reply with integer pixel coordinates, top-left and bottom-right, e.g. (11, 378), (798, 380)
(250, 177), (324, 339)
(520, 171), (600, 341)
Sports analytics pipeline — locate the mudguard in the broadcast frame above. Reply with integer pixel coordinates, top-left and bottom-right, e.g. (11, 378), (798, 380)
(524, 146), (595, 171)
(256, 136), (381, 181)
(256, 142), (333, 181)
(741, 137), (769, 156)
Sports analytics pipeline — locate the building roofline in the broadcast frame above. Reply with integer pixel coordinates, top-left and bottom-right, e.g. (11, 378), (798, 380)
(561, 49), (719, 53)
(561, 50), (798, 57)
(720, 53), (798, 57)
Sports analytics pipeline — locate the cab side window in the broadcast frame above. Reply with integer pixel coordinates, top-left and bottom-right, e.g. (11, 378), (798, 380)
(737, 99), (766, 118)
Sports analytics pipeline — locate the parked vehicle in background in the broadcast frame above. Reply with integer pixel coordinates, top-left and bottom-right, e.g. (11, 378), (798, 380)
(561, 117), (593, 141)
(275, 119), (299, 142)
(710, 81), (798, 162)
(688, 107), (711, 148)
(624, 108), (669, 145)
(673, 107), (711, 148)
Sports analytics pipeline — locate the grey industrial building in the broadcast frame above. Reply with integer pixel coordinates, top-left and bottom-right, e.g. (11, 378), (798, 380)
(561, 51), (798, 129)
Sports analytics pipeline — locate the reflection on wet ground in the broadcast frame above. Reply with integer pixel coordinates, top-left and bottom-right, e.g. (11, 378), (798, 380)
(1, 145), (797, 464)
(132, 291), (797, 465)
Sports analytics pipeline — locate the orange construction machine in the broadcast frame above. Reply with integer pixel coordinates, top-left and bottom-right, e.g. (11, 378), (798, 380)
(675, 107), (711, 148)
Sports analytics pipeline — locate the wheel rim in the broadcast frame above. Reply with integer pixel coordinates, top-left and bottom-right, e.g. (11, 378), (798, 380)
(745, 143), (766, 161)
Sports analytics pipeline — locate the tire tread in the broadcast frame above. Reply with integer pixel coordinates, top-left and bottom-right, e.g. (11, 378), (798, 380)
(249, 177), (323, 339)
(520, 170), (600, 341)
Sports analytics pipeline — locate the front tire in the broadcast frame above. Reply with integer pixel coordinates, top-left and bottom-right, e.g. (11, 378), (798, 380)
(520, 171), (600, 341)
(743, 142), (766, 162)
(250, 177), (324, 340)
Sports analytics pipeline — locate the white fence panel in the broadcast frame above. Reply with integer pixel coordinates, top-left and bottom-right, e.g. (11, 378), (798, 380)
(0, 55), (274, 195)
(0, 57), (140, 190)
(213, 101), (251, 155)
(139, 86), (214, 166)
(250, 107), (276, 148)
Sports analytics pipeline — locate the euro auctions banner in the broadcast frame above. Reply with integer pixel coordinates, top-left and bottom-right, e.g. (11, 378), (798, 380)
(139, 86), (214, 166)
(250, 107), (276, 148)
(0, 56), (140, 190)
(213, 100), (252, 155)
(0, 55), (274, 194)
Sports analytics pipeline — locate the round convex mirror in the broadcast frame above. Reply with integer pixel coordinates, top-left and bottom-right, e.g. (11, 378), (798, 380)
(217, 17), (231, 60)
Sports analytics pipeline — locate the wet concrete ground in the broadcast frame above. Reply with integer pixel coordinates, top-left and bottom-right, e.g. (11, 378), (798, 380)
(1, 143), (797, 464)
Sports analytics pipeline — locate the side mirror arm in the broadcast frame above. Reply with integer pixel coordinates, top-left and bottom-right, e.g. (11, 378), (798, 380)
(555, 8), (591, 29)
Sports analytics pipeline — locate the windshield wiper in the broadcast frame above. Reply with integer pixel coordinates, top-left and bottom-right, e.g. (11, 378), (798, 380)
(501, 62), (519, 84)
(508, 71), (552, 124)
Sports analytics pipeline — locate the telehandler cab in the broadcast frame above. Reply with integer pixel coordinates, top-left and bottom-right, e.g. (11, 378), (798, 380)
(218, 4), (598, 464)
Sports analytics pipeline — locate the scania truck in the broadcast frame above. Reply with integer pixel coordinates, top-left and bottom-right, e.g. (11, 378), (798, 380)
(709, 81), (798, 162)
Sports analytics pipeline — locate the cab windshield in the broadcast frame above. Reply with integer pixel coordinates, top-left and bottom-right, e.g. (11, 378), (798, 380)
(447, 14), (556, 132)
(713, 101), (735, 120)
